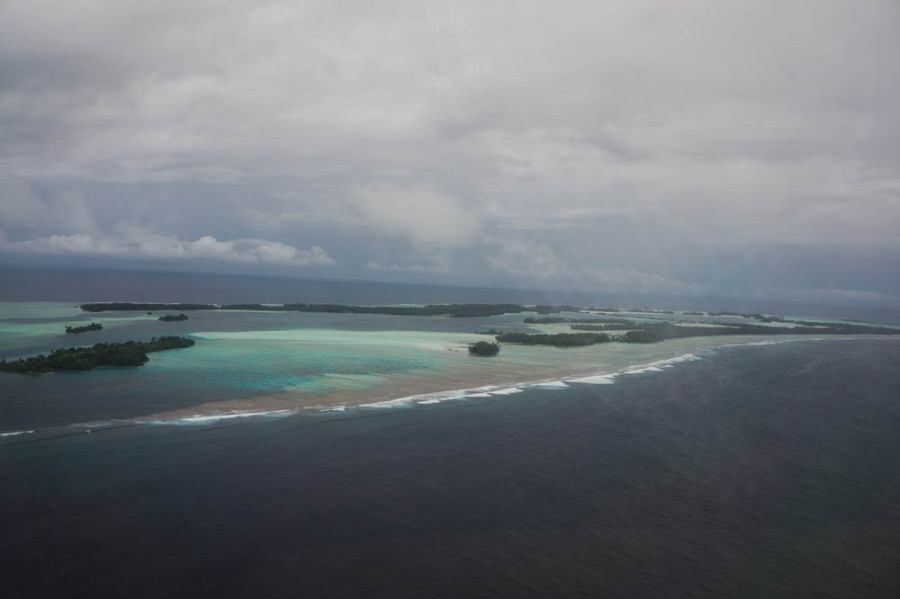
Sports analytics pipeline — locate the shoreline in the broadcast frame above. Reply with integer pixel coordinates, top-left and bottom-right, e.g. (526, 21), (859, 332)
(133, 335), (824, 424)
(3, 335), (897, 442)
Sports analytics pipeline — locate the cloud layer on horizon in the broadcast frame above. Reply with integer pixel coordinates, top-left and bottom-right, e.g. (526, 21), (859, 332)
(1, 1), (899, 303)
(0, 225), (334, 267)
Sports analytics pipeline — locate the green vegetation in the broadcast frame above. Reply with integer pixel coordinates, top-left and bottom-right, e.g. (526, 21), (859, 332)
(65, 322), (103, 334)
(158, 313), (189, 322)
(468, 341), (500, 356)
(753, 315), (787, 323)
(499, 319), (900, 348)
(619, 328), (666, 343)
(569, 323), (631, 331)
(610, 321), (900, 341)
(0, 336), (195, 374)
(495, 332), (611, 347)
(534, 305), (579, 314)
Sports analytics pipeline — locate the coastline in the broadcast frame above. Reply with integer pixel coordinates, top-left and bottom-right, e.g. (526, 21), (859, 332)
(3, 334), (897, 443)
(135, 334), (827, 424)
(4, 296), (899, 439)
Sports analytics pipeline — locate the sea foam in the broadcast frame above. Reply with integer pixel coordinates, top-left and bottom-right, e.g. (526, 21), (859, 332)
(359, 383), (527, 409)
(564, 351), (703, 386)
(139, 409), (294, 426)
(566, 374), (616, 385)
(0, 430), (35, 437)
(359, 397), (417, 409)
(358, 351), (711, 410)
(529, 381), (569, 389)
(489, 387), (524, 396)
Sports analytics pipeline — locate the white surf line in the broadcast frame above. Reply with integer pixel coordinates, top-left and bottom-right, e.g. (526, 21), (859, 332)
(565, 374), (616, 384)
(358, 382), (530, 409)
(563, 349), (705, 386)
(489, 387), (524, 396)
(0, 430), (35, 437)
(137, 409), (295, 426)
(357, 397), (418, 409)
(358, 352), (711, 410)
(529, 381), (570, 389)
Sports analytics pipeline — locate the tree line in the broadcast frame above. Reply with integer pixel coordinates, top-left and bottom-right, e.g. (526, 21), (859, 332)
(65, 322), (103, 334)
(0, 336), (196, 373)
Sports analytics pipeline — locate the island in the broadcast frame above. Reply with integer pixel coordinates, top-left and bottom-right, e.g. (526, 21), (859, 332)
(497, 319), (900, 347)
(0, 336), (196, 373)
(468, 341), (500, 356)
(496, 332), (611, 347)
(72, 299), (900, 352)
(80, 302), (565, 318)
(65, 322), (103, 334)
(158, 313), (189, 322)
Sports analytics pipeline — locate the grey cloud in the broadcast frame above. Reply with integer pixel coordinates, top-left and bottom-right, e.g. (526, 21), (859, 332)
(0, 177), (98, 236)
(1, 1), (899, 304)
(350, 184), (481, 248)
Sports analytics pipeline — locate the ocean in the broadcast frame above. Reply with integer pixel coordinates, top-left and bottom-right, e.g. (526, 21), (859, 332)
(2, 271), (899, 597)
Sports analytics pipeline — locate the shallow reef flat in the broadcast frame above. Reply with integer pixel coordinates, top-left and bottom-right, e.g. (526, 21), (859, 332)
(139, 333), (823, 423)
(1, 301), (892, 430)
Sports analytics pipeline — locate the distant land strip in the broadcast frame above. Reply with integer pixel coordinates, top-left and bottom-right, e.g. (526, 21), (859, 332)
(497, 321), (900, 347)
(80, 302), (579, 318)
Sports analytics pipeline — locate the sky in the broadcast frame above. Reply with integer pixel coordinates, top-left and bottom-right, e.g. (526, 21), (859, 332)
(1, 0), (899, 305)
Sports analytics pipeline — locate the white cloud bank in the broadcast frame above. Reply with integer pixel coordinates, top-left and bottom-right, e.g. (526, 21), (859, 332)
(0, 226), (334, 267)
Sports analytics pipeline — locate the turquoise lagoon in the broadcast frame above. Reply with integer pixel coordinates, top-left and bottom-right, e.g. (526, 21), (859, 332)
(0, 302), (847, 431)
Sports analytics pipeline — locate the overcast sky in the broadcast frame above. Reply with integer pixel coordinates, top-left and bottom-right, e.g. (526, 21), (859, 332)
(1, 0), (898, 304)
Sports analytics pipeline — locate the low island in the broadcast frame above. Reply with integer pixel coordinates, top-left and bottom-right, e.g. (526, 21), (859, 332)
(159, 313), (189, 322)
(496, 332), (611, 347)
(65, 323), (103, 334)
(80, 302), (577, 318)
(0, 336), (196, 373)
(468, 341), (500, 356)
(496, 319), (900, 348)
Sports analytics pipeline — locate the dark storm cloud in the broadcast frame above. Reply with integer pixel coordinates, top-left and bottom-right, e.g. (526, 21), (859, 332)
(1, 1), (899, 302)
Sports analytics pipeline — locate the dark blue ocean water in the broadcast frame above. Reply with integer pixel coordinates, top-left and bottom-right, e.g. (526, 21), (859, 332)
(3, 338), (899, 598)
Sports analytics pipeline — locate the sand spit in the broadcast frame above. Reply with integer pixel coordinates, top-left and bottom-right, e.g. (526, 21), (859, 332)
(140, 335), (822, 424)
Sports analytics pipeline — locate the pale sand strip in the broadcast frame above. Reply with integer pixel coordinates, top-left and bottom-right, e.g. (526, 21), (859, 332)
(142, 335), (824, 423)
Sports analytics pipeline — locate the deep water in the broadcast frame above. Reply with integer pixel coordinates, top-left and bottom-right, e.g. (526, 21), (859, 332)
(3, 338), (899, 598)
